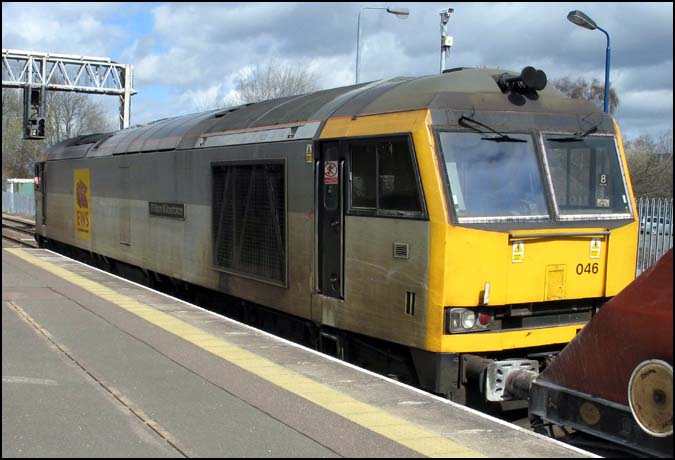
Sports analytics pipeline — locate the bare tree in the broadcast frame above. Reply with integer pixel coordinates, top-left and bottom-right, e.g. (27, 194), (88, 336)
(2, 88), (114, 178)
(553, 77), (620, 115)
(237, 60), (319, 103)
(45, 91), (113, 146)
(2, 89), (42, 178)
(625, 130), (673, 198)
(216, 59), (320, 108)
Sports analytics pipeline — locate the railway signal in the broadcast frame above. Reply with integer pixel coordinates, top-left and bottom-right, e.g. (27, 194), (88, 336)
(23, 86), (45, 140)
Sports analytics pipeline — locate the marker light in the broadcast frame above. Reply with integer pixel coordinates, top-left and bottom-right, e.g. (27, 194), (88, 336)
(478, 312), (491, 326)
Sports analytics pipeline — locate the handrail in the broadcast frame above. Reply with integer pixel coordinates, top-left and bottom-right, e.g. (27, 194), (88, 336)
(509, 231), (610, 240)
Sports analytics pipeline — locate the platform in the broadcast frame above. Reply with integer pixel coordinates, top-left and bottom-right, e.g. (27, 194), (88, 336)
(2, 247), (596, 458)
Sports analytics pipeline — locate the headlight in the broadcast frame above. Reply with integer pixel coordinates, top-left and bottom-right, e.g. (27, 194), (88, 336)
(461, 310), (476, 329)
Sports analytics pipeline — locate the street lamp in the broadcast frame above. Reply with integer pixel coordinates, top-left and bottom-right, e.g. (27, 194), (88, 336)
(355, 6), (409, 84)
(567, 10), (611, 113)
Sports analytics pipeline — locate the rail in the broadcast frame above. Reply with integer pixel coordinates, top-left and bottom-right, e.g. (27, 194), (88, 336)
(2, 213), (37, 247)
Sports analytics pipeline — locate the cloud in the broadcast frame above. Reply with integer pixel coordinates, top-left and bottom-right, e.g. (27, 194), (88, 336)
(616, 89), (673, 131)
(613, 60), (674, 93)
(2, 3), (126, 57)
(2, 2), (672, 137)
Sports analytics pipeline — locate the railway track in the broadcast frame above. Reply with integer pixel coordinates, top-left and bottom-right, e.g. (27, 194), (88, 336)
(2, 214), (37, 247)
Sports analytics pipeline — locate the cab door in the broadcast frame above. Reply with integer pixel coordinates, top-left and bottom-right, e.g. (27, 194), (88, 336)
(34, 161), (46, 225)
(318, 141), (345, 299)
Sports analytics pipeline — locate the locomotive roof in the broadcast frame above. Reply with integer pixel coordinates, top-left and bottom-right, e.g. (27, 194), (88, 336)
(45, 67), (600, 160)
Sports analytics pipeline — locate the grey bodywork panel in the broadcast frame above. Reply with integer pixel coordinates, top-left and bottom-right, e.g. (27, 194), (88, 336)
(42, 140), (313, 211)
(44, 68), (606, 161)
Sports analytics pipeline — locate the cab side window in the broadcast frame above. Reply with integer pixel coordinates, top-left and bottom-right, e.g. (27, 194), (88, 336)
(349, 137), (424, 217)
(350, 143), (377, 209)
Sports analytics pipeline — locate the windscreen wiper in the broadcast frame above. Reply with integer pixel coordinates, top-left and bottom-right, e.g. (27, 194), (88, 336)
(458, 115), (527, 143)
(548, 124), (600, 142)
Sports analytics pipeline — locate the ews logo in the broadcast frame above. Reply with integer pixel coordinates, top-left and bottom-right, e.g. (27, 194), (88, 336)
(76, 180), (88, 209)
(74, 169), (91, 240)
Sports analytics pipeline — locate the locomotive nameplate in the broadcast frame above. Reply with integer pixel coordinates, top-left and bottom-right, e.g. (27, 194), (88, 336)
(149, 202), (185, 219)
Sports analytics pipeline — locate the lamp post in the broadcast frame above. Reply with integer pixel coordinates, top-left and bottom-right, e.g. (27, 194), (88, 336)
(355, 6), (409, 84)
(439, 8), (454, 73)
(567, 10), (611, 113)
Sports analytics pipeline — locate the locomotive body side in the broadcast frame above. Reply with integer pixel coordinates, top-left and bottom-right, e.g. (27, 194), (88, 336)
(38, 139), (317, 321)
(35, 68), (640, 401)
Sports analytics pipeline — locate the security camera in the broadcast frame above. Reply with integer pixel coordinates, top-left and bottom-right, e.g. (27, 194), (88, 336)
(440, 8), (454, 24)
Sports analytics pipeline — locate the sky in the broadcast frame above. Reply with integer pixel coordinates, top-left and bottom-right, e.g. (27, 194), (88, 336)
(2, 2), (673, 140)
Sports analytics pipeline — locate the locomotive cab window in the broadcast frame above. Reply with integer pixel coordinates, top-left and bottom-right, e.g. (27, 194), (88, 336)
(212, 162), (287, 286)
(543, 135), (631, 218)
(438, 132), (549, 221)
(349, 137), (424, 218)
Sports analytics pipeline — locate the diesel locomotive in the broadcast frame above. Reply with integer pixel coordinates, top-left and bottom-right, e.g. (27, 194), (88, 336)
(34, 67), (639, 403)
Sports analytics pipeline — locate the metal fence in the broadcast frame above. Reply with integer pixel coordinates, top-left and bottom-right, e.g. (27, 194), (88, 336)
(2, 191), (35, 218)
(636, 197), (673, 275)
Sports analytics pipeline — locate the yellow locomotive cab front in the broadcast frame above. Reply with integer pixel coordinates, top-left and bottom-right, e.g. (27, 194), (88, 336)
(424, 117), (639, 355)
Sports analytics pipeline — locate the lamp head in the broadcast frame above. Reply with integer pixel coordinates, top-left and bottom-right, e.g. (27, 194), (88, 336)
(386, 7), (409, 19)
(567, 10), (598, 30)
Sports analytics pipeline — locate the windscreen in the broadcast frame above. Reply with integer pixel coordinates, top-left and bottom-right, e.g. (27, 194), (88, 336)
(438, 132), (549, 219)
(544, 135), (630, 216)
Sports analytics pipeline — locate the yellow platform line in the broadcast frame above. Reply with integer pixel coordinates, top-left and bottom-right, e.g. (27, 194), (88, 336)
(5, 248), (483, 458)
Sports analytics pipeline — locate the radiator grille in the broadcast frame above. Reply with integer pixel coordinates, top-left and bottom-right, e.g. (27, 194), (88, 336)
(212, 163), (286, 284)
(393, 242), (409, 259)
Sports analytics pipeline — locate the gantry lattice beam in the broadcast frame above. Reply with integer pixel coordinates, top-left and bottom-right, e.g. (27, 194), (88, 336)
(2, 49), (136, 129)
